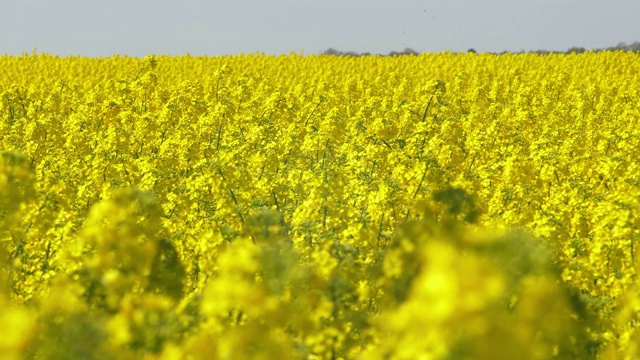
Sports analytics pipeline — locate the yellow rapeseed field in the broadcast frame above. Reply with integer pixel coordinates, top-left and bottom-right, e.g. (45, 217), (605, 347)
(1, 51), (640, 359)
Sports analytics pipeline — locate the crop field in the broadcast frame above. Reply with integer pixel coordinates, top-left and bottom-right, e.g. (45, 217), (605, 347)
(1, 51), (640, 359)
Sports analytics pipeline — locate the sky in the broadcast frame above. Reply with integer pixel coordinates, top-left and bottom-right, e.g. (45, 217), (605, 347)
(1, 0), (639, 57)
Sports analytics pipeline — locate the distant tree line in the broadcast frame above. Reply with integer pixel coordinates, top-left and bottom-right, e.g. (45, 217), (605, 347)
(321, 41), (640, 56)
(321, 47), (420, 57)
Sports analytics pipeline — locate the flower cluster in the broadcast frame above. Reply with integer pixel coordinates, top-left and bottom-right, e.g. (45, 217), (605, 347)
(1, 51), (640, 358)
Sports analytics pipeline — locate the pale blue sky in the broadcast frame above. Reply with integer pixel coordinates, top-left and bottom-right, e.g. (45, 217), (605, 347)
(1, 0), (638, 56)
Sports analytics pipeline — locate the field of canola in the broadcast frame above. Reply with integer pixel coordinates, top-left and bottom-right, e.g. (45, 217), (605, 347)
(1, 51), (640, 359)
